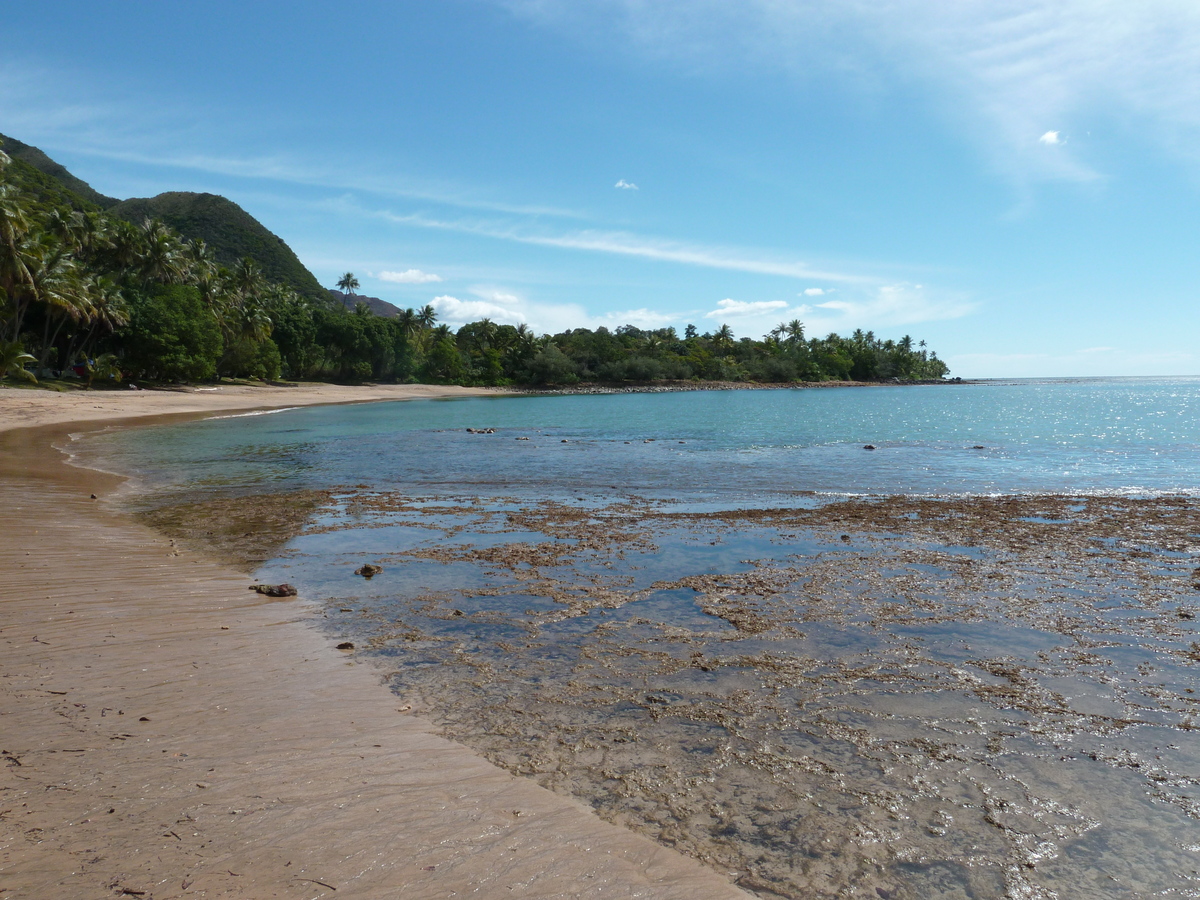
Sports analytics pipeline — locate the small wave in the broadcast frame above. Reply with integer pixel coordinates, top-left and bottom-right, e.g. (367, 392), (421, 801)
(205, 407), (301, 420)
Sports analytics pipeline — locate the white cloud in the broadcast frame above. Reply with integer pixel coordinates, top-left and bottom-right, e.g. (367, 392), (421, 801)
(704, 298), (790, 319)
(472, 288), (521, 304)
(432, 294), (525, 327)
(615, 179), (639, 190)
(377, 268), (443, 284)
(803, 287), (827, 296)
(430, 288), (677, 334)
(1039, 131), (1063, 145)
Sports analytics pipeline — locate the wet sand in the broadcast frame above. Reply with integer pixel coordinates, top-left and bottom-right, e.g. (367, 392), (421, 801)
(0, 386), (749, 899)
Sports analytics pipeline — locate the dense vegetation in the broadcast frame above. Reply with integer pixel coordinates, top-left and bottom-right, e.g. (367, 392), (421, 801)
(0, 136), (949, 388)
(108, 192), (328, 304)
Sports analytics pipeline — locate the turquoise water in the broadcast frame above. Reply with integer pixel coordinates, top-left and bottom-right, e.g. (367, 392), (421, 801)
(82, 377), (1200, 502)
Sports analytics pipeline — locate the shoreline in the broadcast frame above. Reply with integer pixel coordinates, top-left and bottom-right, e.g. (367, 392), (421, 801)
(0, 385), (749, 899)
(489, 377), (970, 396)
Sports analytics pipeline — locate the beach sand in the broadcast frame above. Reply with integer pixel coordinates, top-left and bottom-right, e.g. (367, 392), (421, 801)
(0, 383), (748, 899)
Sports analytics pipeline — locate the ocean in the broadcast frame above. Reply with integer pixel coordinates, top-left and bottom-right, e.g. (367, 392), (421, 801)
(75, 378), (1200, 900)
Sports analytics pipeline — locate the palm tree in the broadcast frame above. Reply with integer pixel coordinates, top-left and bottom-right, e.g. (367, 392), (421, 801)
(416, 304), (437, 329)
(232, 257), (265, 302)
(784, 319), (805, 346)
(138, 219), (186, 284)
(0, 339), (36, 382)
(336, 272), (359, 295)
(474, 317), (498, 352)
(713, 323), (734, 352)
(0, 184), (33, 336)
(185, 239), (217, 280)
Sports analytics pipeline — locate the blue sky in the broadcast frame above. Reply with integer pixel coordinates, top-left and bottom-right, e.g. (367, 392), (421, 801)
(3, 1), (1199, 377)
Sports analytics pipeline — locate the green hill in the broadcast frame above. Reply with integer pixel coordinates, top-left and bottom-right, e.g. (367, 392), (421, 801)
(0, 133), (329, 306)
(108, 192), (329, 304)
(0, 132), (119, 209)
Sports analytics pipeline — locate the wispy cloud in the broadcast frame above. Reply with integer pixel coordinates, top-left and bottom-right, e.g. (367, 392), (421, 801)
(615, 179), (639, 190)
(377, 269), (443, 284)
(803, 287), (828, 296)
(0, 62), (586, 220)
(704, 298), (789, 319)
(692, 282), (975, 336)
(504, 1), (1200, 182)
(363, 203), (876, 283)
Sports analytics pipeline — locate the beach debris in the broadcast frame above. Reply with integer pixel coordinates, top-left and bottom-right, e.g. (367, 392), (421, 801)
(466, 427), (496, 434)
(355, 564), (383, 577)
(138, 716), (150, 722)
(108, 882), (147, 897)
(90, 493), (97, 499)
(249, 583), (298, 597)
(863, 444), (876, 450)
(336, 641), (355, 650)
(294, 878), (338, 891)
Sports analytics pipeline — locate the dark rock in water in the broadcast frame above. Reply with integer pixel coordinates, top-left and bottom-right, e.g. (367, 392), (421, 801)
(466, 427), (496, 434)
(841, 534), (851, 542)
(336, 641), (355, 650)
(452, 609), (465, 617)
(355, 564), (383, 577)
(972, 445), (985, 450)
(863, 444), (876, 450)
(249, 583), (298, 597)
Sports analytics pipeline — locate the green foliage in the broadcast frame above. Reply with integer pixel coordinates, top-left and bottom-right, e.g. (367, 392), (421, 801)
(108, 192), (328, 304)
(0, 339), (36, 382)
(523, 344), (579, 385)
(121, 285), (223, 382)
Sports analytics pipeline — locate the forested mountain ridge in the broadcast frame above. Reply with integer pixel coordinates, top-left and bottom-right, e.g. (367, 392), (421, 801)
(328, 288), (402, 318)
(0, 134), (326, 304)
(109, 192), (327, 304)
(0, 132), (119, 209)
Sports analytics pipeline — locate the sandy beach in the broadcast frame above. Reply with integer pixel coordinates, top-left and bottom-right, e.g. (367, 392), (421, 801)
(0, 383), (748, 899)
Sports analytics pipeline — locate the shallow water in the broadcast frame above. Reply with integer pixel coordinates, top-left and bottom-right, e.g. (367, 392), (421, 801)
(78, 379), (1200, 899)
(77, 377), (1200, 503)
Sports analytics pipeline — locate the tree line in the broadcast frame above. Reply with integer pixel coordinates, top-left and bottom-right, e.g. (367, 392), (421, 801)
(0, 149), (949, 387)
